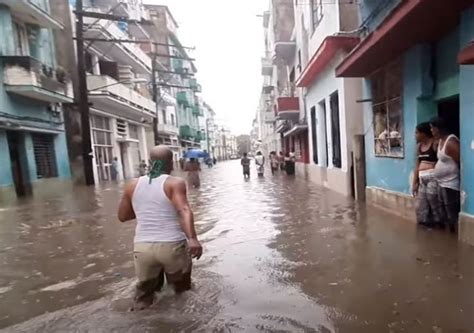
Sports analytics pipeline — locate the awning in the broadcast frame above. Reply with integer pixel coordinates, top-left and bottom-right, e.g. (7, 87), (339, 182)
(458, 42), (474, 64)
(296, 36), (359, 87)
(336, 0), (474, 77)
(283, 124), (308, 137)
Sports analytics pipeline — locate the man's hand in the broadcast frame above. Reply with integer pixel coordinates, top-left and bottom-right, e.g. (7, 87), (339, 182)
(187, 238), (202, 259)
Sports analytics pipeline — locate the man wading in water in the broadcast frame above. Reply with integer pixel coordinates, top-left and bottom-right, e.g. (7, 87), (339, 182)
(118, 146), (203, 310)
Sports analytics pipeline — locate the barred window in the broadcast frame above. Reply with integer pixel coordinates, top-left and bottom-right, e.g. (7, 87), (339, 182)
(371, 59), (403, 158)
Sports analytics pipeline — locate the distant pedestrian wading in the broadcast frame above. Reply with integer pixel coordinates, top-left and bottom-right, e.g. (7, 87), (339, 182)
(118, 146), (203, 310)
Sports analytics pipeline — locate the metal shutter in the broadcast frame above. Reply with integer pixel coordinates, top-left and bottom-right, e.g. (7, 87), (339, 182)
(32, 134), (58, 179)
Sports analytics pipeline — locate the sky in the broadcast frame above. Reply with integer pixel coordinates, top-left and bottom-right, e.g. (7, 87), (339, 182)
(144, 0), (268, 135)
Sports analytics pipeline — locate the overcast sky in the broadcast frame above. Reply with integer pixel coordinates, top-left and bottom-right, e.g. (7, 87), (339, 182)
(144, 0), (268, 135)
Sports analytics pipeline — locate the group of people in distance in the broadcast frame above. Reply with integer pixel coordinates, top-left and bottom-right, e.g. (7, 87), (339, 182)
(413, 117), (460, 233)
(240, 151), (297, 178)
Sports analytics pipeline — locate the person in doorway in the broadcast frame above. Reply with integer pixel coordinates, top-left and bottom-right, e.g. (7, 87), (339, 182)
(117, 146), (202, 310)
(255, 151), (265, 177)
(430, 117), (461, 233)
(111, 157), (119, 181)
(241, 152), (251, 179)
(138, 160), (148, 176)
(284, 152), (296, 176)
(412, 122), (441, 227)
(269, 151), (278, 175)
(278, 151), (285, 171)
(184, 158), (201, 188)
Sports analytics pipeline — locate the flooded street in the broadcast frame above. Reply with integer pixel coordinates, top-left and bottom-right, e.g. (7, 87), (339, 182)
(0, 160), (473, 332)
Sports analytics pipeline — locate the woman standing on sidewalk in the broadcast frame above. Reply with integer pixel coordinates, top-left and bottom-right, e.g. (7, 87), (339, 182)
(430, 117), (461, 233)
(412, 122), (441, 227)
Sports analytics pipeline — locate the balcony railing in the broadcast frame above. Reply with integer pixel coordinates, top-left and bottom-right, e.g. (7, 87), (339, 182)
(176, 91), (190, 107)
(157, 123), (179, 135)
(191, 104), (203, 116)
(87, 75), (155, 114)
(179, 125), (196, 139)
(0, 0), (63, 29)
(276, 96), (299, 119)
(83, 9), (151, 74)
(2, 56), (73, 103)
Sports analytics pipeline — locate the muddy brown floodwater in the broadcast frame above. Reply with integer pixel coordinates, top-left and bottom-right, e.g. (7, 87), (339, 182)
(0, 161), (473, 332)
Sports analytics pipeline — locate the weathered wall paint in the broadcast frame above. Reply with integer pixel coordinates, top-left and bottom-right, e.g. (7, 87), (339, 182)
(0, 130), (13, 186)
(0, 4), (70, 189)
(55, 132), (72, 178)
(460, 5), (474, 215)
(434, 27), (460, 101)
(24, 133), (38, 182)
(364, 45), (429, 194)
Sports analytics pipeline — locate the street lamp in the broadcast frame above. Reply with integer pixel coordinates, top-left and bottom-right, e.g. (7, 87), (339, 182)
(88, 78), (148, 92)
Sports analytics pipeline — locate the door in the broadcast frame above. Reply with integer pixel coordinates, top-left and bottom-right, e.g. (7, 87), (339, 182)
(437, 96), (460, 137)
(7, 131), (32, 197)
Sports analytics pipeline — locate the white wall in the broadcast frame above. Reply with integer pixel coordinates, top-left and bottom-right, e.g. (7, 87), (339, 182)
(305, 54), (348, 172)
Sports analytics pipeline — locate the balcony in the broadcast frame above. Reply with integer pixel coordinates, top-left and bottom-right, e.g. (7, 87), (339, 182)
(264, 111), (275, 124)
(276, 97), (299, 119)
(179, 125), (196, 139)
(173, 59), (187, 74)
(160, 90), (176, 106)
(87, 75), (155, 121)
(176, 91), (190, 107)
(2, 56), (73, 103)
(157, 123), (179, 136)
(0, 0), (63, 29)
(191, 104), (203, 116)
(189, 79), (202, 93)
(195, 131), (204, 142)
(261, 56), (273, 76)
(83, 10), (151, 74)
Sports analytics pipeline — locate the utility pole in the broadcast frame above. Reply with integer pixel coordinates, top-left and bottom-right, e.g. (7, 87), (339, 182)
(75, 0), (95, 185)
(151, 54), (159, 145)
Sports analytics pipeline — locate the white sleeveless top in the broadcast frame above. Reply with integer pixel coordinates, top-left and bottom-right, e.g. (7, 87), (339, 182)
(435, 134), (460, 191)
(132, 175), (186, 243)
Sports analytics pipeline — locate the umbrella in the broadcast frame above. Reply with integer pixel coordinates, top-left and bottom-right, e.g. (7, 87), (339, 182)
(185, 149), (209, 159)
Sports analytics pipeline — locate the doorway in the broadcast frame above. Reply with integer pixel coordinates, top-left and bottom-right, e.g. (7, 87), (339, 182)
(119, 142), (127, 180)
(7, 131), (32, 197)
(437, 96), (460, 137)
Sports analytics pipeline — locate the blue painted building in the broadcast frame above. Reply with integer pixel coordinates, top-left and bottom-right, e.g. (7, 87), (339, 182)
(336, 0), (474, 244)
(0, 0), (72, 198)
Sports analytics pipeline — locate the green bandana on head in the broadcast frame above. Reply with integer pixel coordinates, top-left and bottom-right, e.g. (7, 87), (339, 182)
(148, 160), (164, 184)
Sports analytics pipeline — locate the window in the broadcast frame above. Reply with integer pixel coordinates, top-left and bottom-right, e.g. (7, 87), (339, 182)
(297, 50), (302, 73)
(310, 106), (318, 164)
(311, 0), (323, 32)
(319, 99), (329, 167)
(32, 134), (58, 179)
(13, 22), (29, 56)
(171, 114), (175, 126)
(128, 124), (139, 140)
(330, 91), (342, 168)
(370, 59), (403, 157)
(162, 109), (167, 124)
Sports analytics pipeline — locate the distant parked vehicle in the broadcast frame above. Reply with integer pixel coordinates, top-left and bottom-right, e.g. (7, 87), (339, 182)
(230, 154), (239, 160)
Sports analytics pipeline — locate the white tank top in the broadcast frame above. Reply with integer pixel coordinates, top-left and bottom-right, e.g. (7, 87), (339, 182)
(435, 134), (460, 191)
(132, 175), (186, 243)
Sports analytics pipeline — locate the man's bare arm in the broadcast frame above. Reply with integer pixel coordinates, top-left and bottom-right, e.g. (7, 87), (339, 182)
(168, 179), (202, 259)
(446, 139), (460, 164)
(117, 180), (137, 222)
